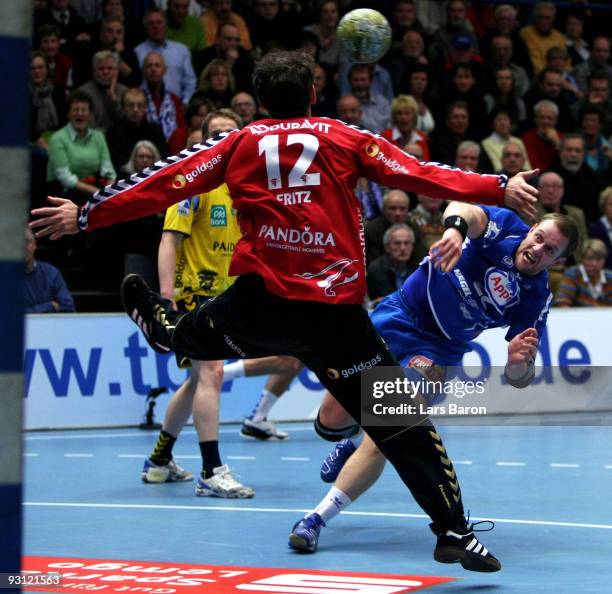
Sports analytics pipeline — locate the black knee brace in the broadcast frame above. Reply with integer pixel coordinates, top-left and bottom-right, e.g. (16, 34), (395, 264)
(314, 411), (360, 442)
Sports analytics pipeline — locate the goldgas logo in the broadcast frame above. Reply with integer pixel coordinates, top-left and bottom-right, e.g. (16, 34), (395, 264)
(173, 174), (187, 189)
(365, 142), (380, 157)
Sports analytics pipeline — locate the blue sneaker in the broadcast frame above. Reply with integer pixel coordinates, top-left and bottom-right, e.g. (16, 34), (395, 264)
(288, 513), (326, 553)
(320, 439), (357, 483)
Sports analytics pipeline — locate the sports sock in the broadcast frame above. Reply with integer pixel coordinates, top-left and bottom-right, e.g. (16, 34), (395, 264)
(223, 360), (246, 381)
(149, 430), (177, 465)
(199, 440), (222, 478)
(312, 486), (352, 524)
(249, 389), (278, 422)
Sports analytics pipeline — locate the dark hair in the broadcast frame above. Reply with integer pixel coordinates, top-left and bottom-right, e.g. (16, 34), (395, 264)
(588, 69), (611, 88)
(37, 23), (60, 39)
(252, 50), (314, 118)
(580, 104), (604, 124)
(67, 89), (94, 111)
(202, 108), (243, 137)
(538, 66), (562, 83)
(348, 63), (372, 79)
(538, 213), (579, 259)
(185, 93), (215, 123)
(446, 100), (468, 117)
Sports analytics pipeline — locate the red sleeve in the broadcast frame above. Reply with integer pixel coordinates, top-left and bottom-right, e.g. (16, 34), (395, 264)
(78, 131), (237, 231)
(354, 129), (506, 206)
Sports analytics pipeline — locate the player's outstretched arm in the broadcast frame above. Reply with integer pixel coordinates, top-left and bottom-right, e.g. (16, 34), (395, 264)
(504, 328), (539, 389)
(503, 169), (540, 220)
(30, 196), (79, 240)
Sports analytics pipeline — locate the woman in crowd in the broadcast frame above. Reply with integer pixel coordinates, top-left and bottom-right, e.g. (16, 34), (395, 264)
(381, 95), (430, 161)
(31, 51), (66, 149)
(589, 187), (612, 270)
(197, 58), (235, 109)
(168, 93), (214, 154)
(481, 109), (531, 173)
(483, 66), (527, 132)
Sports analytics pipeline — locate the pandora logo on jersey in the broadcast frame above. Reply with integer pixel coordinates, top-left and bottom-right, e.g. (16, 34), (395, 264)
(485, 268), (520, 308)
(258, 224), (336, 246)
(375, 151), (409, 174)
(183, 154), (223, 183)
(340, 354), (383, 378)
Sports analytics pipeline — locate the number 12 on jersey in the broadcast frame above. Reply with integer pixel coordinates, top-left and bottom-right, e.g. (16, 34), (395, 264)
(258, 134), (321, 190)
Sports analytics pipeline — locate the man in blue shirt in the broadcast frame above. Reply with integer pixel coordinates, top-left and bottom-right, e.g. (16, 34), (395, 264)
(290, 202), (579, 562)
(25, 227), (75, 313)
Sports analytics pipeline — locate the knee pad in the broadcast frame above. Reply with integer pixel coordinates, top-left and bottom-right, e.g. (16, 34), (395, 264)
(314, 412), (360, 442)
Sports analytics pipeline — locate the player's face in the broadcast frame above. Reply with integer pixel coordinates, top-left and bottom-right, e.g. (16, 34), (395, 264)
(515, 221), (568, 275)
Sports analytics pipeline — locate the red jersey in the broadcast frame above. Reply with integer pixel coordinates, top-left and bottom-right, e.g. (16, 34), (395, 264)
(79, 117), (507, 304)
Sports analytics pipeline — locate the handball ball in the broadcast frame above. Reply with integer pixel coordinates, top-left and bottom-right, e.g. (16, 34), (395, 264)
(336, 8), (392, 63)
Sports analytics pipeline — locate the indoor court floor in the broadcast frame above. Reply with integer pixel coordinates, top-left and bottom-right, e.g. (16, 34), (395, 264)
(23, 421), (612, 593)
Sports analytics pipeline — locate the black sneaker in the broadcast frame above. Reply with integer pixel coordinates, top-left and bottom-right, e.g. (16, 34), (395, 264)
(120, 274), (175, 354)
(432, 520), (501, 573)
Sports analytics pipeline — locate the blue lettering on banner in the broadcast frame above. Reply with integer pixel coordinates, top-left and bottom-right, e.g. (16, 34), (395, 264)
(23, 349), (36, 398)
(37, 348), (102, 396)
(559, 340), (591, 384)
(124, 332), (152, 395)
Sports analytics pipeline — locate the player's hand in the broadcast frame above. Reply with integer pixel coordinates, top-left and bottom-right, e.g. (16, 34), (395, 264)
(504, 169), (539, 220)
(507, 328), (539, 366)
(30, 196), (80, 240)
(429, 228), (463, 272)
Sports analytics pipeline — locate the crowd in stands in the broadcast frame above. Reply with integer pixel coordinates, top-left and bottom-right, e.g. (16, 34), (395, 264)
(29, 0), (612, 311)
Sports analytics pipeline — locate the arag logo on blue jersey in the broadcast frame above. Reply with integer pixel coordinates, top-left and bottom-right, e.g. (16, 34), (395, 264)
(210, 205), (227, 226)
(485, 268), (520, 310)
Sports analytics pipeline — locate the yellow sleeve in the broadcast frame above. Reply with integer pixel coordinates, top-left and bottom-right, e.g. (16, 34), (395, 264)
(163, 198), (195, 236)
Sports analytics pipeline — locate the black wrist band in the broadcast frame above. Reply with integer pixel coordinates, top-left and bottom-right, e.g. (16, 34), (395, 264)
(444, 215), (468, 240)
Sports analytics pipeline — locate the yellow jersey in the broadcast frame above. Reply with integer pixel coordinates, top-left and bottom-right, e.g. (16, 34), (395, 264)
(163, 184), (242, 308)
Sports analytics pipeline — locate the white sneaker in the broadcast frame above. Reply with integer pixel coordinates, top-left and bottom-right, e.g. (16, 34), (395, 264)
(195, 465), (255, 498)
(240, 418), (289, 441)
(141, 458), (194, 483)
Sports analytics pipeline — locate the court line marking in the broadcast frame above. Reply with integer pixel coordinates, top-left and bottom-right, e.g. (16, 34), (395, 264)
(550, 463), (580, 468)
(280, 457), (310, 461)
(24, 453), (39, 457)
(23, 501), (612, 530)
(63, 453), (93, 458)
(496, 461), (526, 466)
(605, 465), (612, 469)
(227, 456), (256, 460)
(454, 460), (472, 465)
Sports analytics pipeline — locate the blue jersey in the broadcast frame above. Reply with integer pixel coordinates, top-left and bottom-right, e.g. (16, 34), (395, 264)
(399, 206), (552, 345)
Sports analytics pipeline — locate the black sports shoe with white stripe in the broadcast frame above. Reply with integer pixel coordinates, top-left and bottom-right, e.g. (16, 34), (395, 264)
(120, 274), (176, 354)
(432, 520), (501, 572)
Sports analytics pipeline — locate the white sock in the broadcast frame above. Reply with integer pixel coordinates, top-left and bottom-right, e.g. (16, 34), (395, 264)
(249, 389), (278, 422)
(223, 360), (246, 381)
(312, 486), (352, 524)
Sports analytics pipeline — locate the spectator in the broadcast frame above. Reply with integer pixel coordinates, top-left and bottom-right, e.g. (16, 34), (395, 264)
(500, 140), (529, 177)
(589, 187), (612, 270)
(230, 91), (259, 124)
(135, 8), (197, 105)
(345, 64), (390, 133)
(201, 0), (252, 51)
(193, 23), (254, 92)
(31, 51), (66, 149)
(483, 67), (527, 130)
(336, 95), (363, 127)
(168, 93), (214, 153)
(156, 0), (203, 17)
(37, 23), (73, 90)
(572, 72), (612, 137)
(247, 0), (301, 52)
(77, 50), (127, 131)
(520, 1), (566, 75)
(140, 51), (186, 140)
(302, 0), (341, 69)
(549, 133), (604, 223)
(197, 58), (236, 109)
(381, 95), (430, 161)
(72, 17), (141, 89)
(408, 193), (445, 259)
(437, 33), (485, 87)
(24, 227), (75, 313)
(121, 139), (161, 176)
(95, 0), (141, 50)
(367, 224), (417, 304)
(482, 110), (531, 173)
(106, 87), (168, 171)
(338, 62), (394, 104)
(388, 0), (428, 52)
(47, 89), (116, 201)
(524, 67), (576, 132)
(429, 0), (477, 66)
(455, 139), (492, 173)
(429, 101), (470, 166)
(564, 12), (589, 66)
(165, 0), (207, 56)
(310, 63), (336, 118)
(485, 35), (530, 99)
(554, 239), (612, 307)
(545, 45), (581, 99)
(39, 0), (90, 53)
(387, 30), (428, 94)
(521, 100), (563, 172)
(405, 65), (435, 135)
(571, 36), (612, 95)
(580, 105), (611, 175)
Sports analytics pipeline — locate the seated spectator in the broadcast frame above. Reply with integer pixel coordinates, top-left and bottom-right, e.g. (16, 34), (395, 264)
(571, 36), (612, 95)
(387, 30), (429, 94)
(47, 90), (116, 202)
(408, 194), (445, 260)
(554, 239), (612, 307)
(388, 0), (428, 53)
(165, 0), (207, 56)
(430, 101), (470, 166)
(500, 140), (529, 177)
(106, 87), (168, 171)
(25, 227), (75, 313)
(31, 51), (66, 149)
(197, 58), (235, 109)
(484, 34), (530, 98)
(520, 1), (566, 75)
(230, 91), (259, 124)
(120, 139), (160, 176)
(524, 67), (576, 132)
(344, 64), (391, 133)
(404, 65), (435, 135)
(310, 63), (336, 118)
(572, 72), (612, 137)
(549, 133), (604, 223)
(455, 140), (492, 173)
(140, 51), (186, 140)
(521, 100), (563, 172)
(483, 66), (527, 129)
(247, 0), (301, 52)
(381, 95), (430, 161)
(564, 12), (589, 67)
(367, 224), (417, 305)
(94, 0), (142, 53)
(338, 61), (394, 104)
(436, 33), (485, 88)
(37, 23), (73, 90)
(135, 8), (197, 105)
(77, 50), (127, 131)
(429, 0), (478, 66)
(168, 93), (213, 153)
(302, 0), (341, 69)
(201, 0), (252, 51)
(39, 0), (90, 54)
(193, 23), (254, 92)
(589, 187), (612, 270)
(545, 46), (581, 102)
(336, 95), (363, 127)
(482, 109), (531, 173)
(580, 106), (611, 175)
